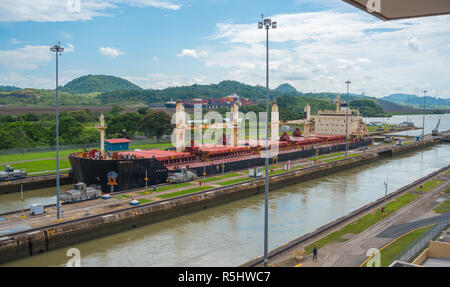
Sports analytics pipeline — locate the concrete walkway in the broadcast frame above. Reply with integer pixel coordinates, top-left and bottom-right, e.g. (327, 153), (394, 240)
(261, 168), (449, 267)
(320, 175), (449, 267)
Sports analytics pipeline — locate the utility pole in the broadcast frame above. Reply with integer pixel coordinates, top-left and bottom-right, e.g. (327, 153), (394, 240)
(50, 42), (64, 220)
(258, 14), (276, 268)
(345, 80), (351, 157)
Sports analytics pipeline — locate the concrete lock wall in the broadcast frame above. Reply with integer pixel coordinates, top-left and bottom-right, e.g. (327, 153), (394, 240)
(0, 173), (72, 195)
(0, 152), (379, 264)
(0, 138), (444, 264)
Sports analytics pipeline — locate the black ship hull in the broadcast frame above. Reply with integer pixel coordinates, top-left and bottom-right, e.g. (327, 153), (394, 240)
(69, 157), (168, 193)
(189, 139), (373, 177)
(69, 139), (372, 192)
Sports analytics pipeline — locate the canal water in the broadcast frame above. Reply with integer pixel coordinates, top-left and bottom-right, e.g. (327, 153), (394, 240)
(1, 115), (447, 215)
(2, 142), (449, 267)
(0, 184), (72, 214)
(364, 113), (450, 137)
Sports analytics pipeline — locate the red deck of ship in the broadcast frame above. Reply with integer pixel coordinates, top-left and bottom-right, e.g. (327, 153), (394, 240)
(117, 134), (351, 168)
(121, 149), (194, 161)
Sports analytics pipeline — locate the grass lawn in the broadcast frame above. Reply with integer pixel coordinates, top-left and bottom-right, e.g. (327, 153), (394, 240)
(113, 194), (132, 200)
(220, 173), (243, 178)
(147, 182), (193, 193)
(269, 169), (286, 176)
(307, 152), (345, 161)
(0, 149), (79, 164)
(137, 198), (152, 204)
(376, 225), (432, 267)
(323, 154), (361, 163)
(0, 142), (171, 165)
(304, 193), (420, 254)
(415, 180), (443, 193)
(217, 178), (251, 186)
(0, 158), (71, 173)
(433, 199), (450, 214)
(198, 176), (228, 183)
(158, 186), (212, 199)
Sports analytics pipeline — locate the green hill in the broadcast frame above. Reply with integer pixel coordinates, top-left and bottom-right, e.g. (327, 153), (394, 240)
(97, 80), (287, 105)
(275, 83), (298, 94)
(61, 75), (142, 94)
(349, 99), (387, 117)
(0, 85), (21, 92)
(0, 89), (100, 106)
(382, 94), (450, 109)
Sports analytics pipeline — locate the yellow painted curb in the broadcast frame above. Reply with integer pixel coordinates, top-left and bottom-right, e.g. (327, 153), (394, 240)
(359, 224), (433, 267)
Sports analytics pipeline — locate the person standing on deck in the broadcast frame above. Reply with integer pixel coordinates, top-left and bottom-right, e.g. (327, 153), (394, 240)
(313, 247), (318, 261)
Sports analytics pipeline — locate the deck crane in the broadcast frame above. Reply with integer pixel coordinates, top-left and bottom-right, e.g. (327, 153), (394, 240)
(432, 117), (441, 137)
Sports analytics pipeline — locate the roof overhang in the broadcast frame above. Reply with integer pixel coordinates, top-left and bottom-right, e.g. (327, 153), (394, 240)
(342, 0), (450, 21)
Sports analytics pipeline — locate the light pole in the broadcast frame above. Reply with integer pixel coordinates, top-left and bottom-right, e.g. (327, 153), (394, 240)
(422, 90), (426, 141)
(383, 178), (388, 214)
(345, 80), (351, 157)
(50, 42), (64, 220)
(258, 14), (276, 268)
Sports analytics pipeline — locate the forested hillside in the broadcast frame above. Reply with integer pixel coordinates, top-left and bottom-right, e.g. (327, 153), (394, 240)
(61, 75), (142, 94)
(382, 94), (450, 108)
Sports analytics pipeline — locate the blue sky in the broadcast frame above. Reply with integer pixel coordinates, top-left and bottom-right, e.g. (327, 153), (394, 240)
(0, 0), (449, 98)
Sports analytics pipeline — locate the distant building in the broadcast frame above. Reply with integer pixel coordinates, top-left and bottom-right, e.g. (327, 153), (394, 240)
(105, 138), (131, 152)
(165, 94), (257, 109)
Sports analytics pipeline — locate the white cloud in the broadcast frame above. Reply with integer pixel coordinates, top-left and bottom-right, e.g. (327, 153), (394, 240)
(0, 0), (181, 22)
(408, 37), (421, 52)
(0, 44), (74, 70)
(356, 58), (373, 64)
(120, 0), (181, 10)
(99, 46), (125, 58)
(9, 38), (23, 44)
(65, 43), (75, 52)
(0, 69), (87, 89)
(203, 11), (450, 98)
(176, 49), (207, 59)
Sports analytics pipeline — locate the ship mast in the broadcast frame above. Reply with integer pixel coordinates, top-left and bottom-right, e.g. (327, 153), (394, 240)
(96, 114), (107, 154)
(333, 95), (341, 112)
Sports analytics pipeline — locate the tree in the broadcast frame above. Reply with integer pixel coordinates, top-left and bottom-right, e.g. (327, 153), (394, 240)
(139, 111), (173, 142)
(109, 105), (124, 115)
(349, 99), (386, 117)
(106, 112), (142, 139)
(137, 107), (149, 115)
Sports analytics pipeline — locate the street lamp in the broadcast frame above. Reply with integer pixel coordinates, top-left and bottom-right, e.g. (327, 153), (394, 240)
(345, 80), (351, 157)
(383, 178), (388, 214)
(258, 14), (276, 268)
(422, 90), (427, 141)
(50, 42), (64, 220)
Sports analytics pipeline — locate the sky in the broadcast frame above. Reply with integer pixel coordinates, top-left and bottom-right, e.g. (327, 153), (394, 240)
(0, 0), (449, 98)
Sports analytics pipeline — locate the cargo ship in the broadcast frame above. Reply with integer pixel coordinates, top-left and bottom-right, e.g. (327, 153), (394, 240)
(69, 98), (371, 192)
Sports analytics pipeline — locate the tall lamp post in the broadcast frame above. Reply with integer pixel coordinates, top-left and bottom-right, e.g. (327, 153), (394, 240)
(258, 14), (276, 267)
(422, 90), (426, 141)
(50, 42), (64, 220)
(345, 80), (351, 157)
